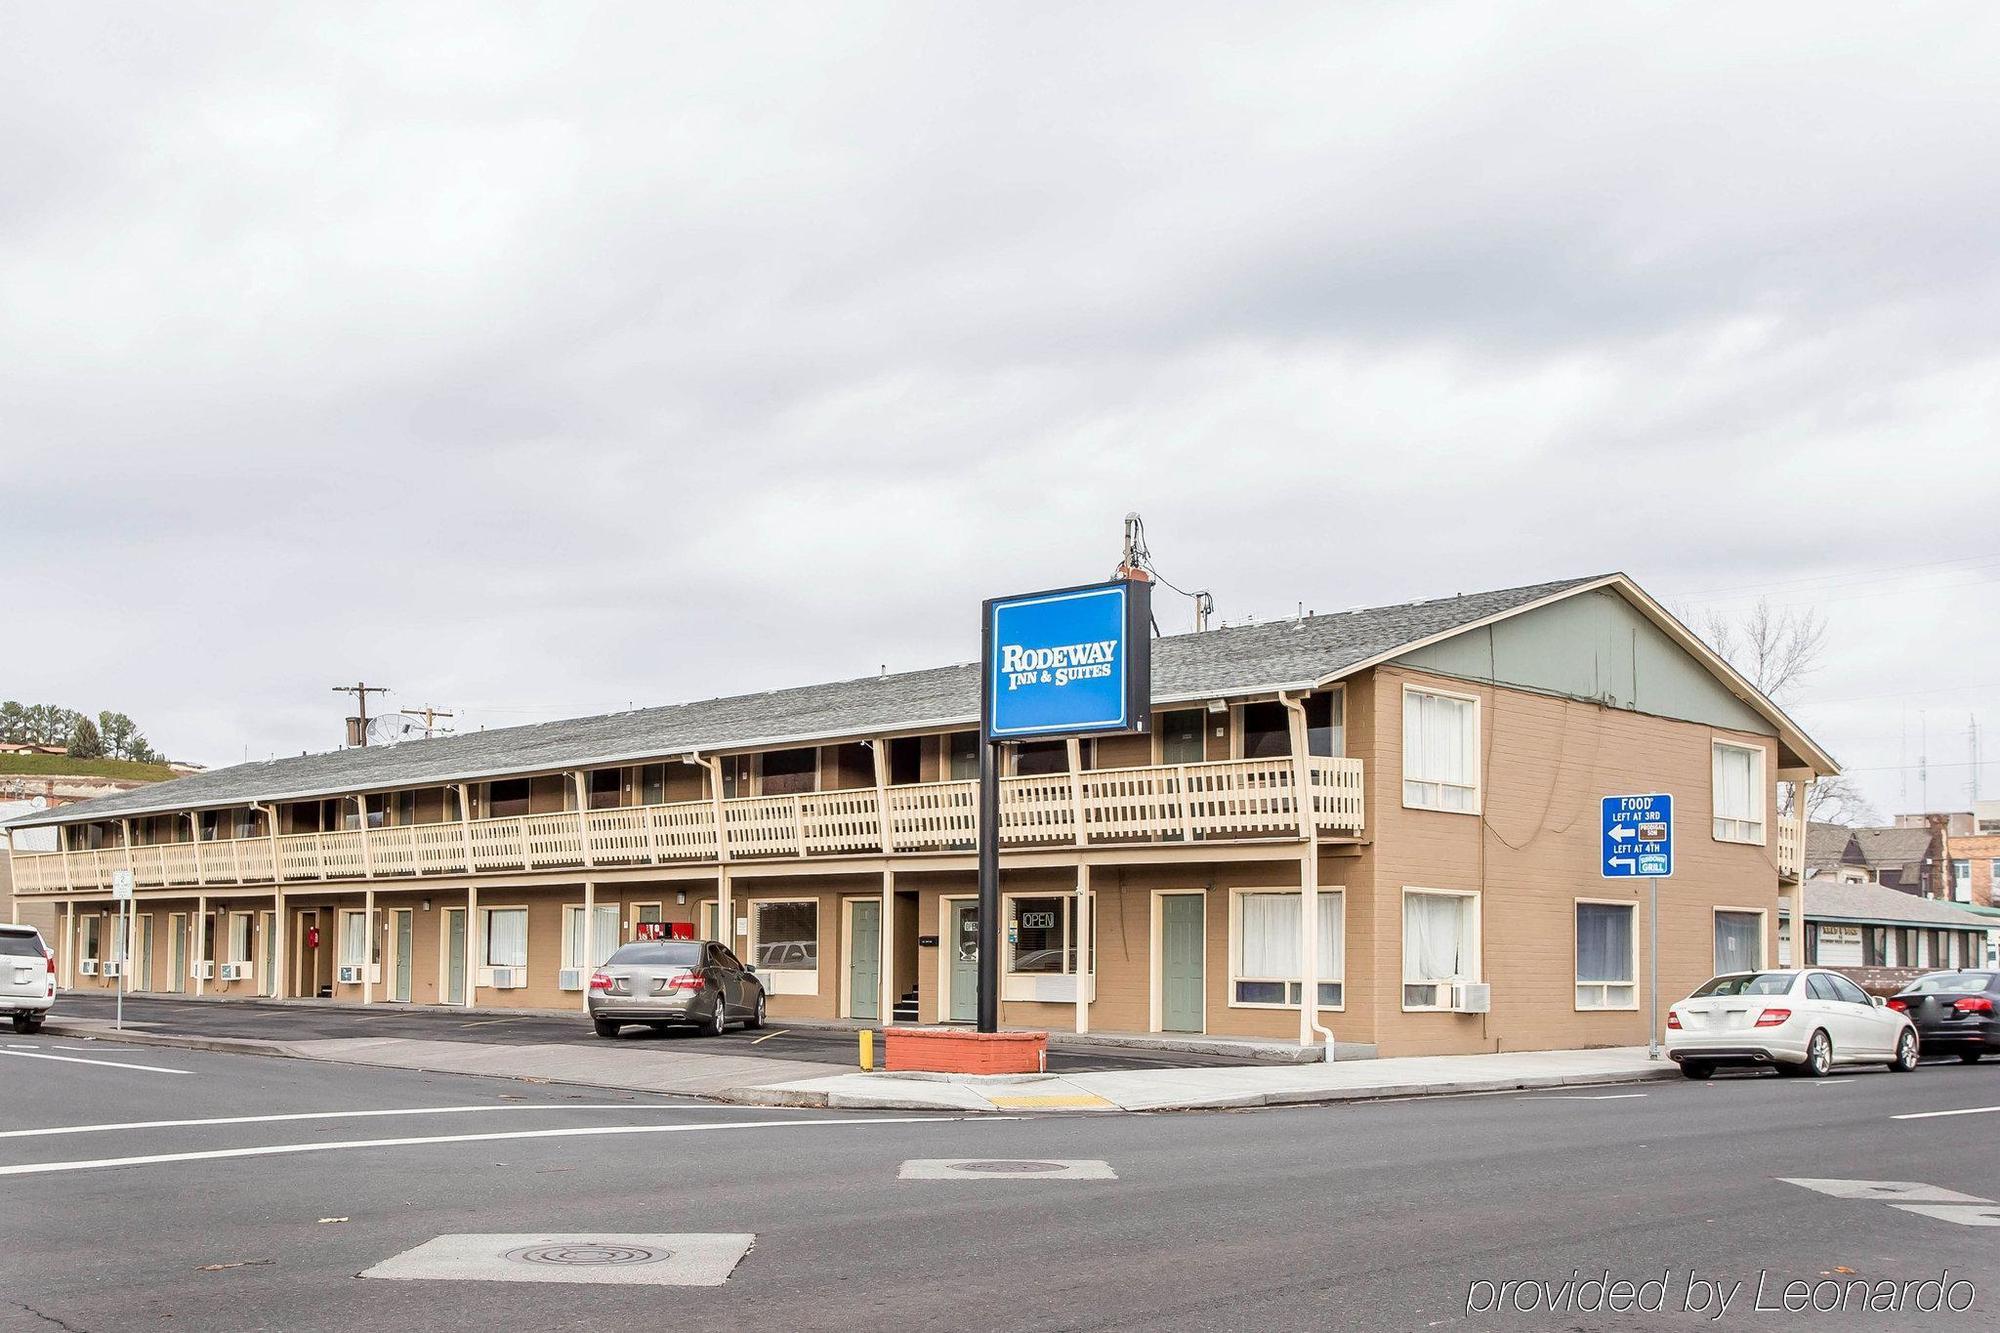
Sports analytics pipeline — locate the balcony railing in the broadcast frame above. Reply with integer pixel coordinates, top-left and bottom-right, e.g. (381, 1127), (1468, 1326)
(7, 755), (1365, 894)
(1777, 806), (1803, 880)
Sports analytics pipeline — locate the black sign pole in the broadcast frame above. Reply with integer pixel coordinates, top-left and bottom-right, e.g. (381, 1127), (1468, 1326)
(976, 596), (1000, 1032)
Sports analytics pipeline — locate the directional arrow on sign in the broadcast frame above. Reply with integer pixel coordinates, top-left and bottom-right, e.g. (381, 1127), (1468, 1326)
(1608, 825), (1634, 842)
(1607, 856), (1636, 873)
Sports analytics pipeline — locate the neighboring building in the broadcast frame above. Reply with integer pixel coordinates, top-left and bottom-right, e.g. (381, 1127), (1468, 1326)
(3, 573), (1835, 1057)
(2, 765), (174, 945)
(1805, 822), (1871, 884)
(1785, 878), (1997, 988)
(1805, 824), (1944, 896)
(1927, 799), (2000, 911)
(0, 742), (67, 756)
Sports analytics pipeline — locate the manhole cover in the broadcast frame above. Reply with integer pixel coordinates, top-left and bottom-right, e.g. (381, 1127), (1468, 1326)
(503, 1243), (674, 1268)
(951, 1160), (1067, 1174)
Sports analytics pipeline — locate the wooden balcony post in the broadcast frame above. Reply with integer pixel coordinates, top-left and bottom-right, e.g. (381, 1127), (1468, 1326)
(361, 886), (376, 1006)
(119, 819), (136, 881)
(187, 813), (206, 886)
(194, 894), (207, 997)
(1282, 693), (1330, 1053)
(354, 797), (375, 879)
(872, 739), (893, 854)
(455, 783), (474, 873)
(879, 867), (896, 1027)
(580, 879), (595, 1014)
(63, 899), (75, 989)
(516, 816), (530, 870)
(572, 771), (596, 868)
(791, 794), (805, 856)
(1066, 739), (1086, 846)
(1176, 766), (1195, 842)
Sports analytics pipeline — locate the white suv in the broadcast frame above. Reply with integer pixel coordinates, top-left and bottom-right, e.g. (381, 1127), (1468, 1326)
(1, 925), (55, 1033)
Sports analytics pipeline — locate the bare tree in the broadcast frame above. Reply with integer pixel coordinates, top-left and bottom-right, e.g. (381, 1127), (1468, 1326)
(1803, 774), (1877, 825)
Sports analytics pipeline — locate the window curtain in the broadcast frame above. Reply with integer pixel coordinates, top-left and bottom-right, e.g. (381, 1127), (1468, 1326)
(341, 913), (368, 966)
(590, 906), (619, 967)
(1576, 903), (1632, 983)
(1714, 912), (1760, 972)
(1715, 747), (1755, 820)
(1239, 893), (1341, 981)
(1404, 893), (1468, 982)
(1405, 692), (1472, 785)
(488, 909), (528, 967)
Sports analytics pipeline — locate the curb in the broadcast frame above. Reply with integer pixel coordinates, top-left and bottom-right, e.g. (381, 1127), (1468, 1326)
(41, 1021), (305, 1061)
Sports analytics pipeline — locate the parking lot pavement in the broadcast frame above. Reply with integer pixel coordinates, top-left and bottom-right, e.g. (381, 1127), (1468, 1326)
(5, 1029), (1999, 1331)
(48, 991), (1272, 1072)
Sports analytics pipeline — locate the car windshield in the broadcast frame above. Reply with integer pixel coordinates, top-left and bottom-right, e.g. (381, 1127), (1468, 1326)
(606, 942), (703, 968)
(1903, 972), (1996, 996)
(1690, 972), (1795, 998)
(0, 931), (45, 959)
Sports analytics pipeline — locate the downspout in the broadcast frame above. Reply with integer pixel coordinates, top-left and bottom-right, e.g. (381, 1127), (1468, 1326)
(1280, 691), (1336, 1060)
(682, 752), (731, 947)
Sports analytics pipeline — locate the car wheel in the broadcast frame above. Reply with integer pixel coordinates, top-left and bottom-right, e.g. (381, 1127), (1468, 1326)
(1802, 1029), (1833, 1078)
(592, 1019), (621, 1039)
(747, 991), (766, 1031)
(705, 992), (728, 1037)
(1889, 1029), (1918, 1073)
(13, 1013), (42, 1034)
(1679, 1060), (1714, 1080)
(1960, 1051), (1984, 1064)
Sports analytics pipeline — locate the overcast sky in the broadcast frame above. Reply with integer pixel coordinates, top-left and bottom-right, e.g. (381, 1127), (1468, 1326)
(3, 3), (1994, 821)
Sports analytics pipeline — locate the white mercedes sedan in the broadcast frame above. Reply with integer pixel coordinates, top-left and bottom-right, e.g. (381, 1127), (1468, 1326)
(1666, 968), (1918, 1079)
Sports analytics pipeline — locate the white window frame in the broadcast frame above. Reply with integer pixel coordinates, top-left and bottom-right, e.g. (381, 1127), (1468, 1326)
(1401, 886), (1481, 1011)
(1226, 887), (1345, 1011)
(1711, 906), (1768, 974)
(749, 898), (819, 972)
(1400, 684), (1481, 815)
(1001, 891), (1094, 978)
(562, 903), (622, 971)
(1573, 898), (1639, 1012)
(1951, 860), (1972, 903)
(228, 911), (254, 965)
(482, 906), (529, 969)
(339, 910), (369, 971)
(1710, 740), (1766, 844)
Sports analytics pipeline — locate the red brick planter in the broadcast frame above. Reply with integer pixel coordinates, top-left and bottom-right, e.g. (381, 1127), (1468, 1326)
(884, 1027), (1048, 1075)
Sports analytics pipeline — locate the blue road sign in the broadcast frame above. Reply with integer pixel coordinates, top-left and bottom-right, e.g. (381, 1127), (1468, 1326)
(1602, 793), (1673, 879)
(984, 580), (1150, 741)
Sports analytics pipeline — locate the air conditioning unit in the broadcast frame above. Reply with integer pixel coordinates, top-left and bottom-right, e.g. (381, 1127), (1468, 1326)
(100, 961), (121, 978)
(191, 960), (215, 980)
(79, 959), (98, 976)
(558, 967), (584, 991)
(490, 967), (526, 990)
(338, 964), (364, 984)
(1450, 982), (1492, 1014)
(220, 961), (253, 982)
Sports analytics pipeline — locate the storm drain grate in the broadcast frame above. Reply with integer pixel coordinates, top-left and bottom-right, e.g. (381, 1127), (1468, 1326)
(504, 1242), (674, 1268)
(900, 1158), (1117, 1180)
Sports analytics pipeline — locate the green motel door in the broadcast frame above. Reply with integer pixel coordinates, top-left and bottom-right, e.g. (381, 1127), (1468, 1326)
(950, 902), (979, 1022)
(1161, 894), (1205, 1033)
(849, 899), (882, 1021)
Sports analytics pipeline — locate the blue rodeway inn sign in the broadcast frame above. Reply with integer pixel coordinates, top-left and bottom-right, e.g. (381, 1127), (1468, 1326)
(983, 580), (1151, 741)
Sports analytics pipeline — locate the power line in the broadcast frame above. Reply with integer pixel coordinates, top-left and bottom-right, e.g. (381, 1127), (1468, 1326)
(331, 682), (390, 747)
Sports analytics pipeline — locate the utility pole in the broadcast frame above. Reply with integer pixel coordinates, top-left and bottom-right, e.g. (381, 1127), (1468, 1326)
(400, 704), (455, 739)
(333, 682), (391, 747)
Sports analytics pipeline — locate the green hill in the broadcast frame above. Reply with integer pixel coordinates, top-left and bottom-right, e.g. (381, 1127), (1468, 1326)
(0, 753), (177, 782)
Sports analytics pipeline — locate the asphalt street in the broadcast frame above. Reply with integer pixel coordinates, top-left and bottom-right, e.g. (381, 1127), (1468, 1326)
(50, 991), (1266, 1072)
(3, 1029), (1998, 1332)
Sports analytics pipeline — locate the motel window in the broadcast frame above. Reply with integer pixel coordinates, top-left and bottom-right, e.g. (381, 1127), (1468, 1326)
(1714, 911), (1763, 974)
(200, 811), (225, 841)
(760, 749), (817, 796)
(948, 732), (980, 781)
(563, 905), (621, 971)
(229, 914), (253, 964)
(1711, 742), (1765, 843)
(487, 779), (532, 818)
(1159, 710), (1205, 765)
(722, 756), (753, 799)
(1012, 742), (1068, 776)
(1403, 890), (1478, 1008)
(340, 911), (369, 969)
(640, 764), (667, 805)
(888, 737), (922, 785)
(82, 917), (100, 961)
(588, 768), (624, 810)
(485, 909), (528, 969)
(1952, 860), (1972, 903)
(752, 901), (818, 971)
(1403, 689), (1479, 813)
(1240, 702), (1290, 759)
(1005, 895), (1094, 976)
(1232, 890), (1342, 1007)
(1575, 902), (1636, 1010)
(231, 807), (262, 840)
(1306, 691), (1343, 758)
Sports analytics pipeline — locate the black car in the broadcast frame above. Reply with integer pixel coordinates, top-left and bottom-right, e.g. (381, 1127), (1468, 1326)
(1888, 971), (2000, 1062)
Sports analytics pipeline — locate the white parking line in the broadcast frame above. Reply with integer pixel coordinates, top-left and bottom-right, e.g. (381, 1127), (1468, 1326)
(0, 1103), (809, 1140)
(0, 1114), (1003, 1177)
(0, 1049), (187, 1075)
(1892, 1104), (2000, 1121)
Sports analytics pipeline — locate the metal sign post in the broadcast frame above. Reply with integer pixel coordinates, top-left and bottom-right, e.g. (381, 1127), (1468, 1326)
(1601, 794), (1673, 1060)
(978, 580), (1151, 1033)
(111, 869), (135, 1032)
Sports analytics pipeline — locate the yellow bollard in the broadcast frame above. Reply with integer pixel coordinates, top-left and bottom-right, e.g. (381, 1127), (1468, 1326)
(859, 1029), (875, 1071)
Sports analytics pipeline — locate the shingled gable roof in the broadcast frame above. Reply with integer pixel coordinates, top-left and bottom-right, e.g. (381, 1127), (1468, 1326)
(1802, 878), (1994, 930)
(5, 570), (1829, 830)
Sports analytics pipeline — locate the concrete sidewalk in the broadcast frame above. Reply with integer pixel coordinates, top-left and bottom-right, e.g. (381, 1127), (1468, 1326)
(730, 1046), (1677, 1112)
(42, 1013), (1673, 1112)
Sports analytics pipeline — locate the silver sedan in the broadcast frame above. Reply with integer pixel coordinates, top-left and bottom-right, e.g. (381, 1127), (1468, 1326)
(588, 939), (767, 1038)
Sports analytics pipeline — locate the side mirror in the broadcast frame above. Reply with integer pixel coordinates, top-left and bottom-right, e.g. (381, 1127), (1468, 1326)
(1872, 995), (1887, 1007)
(743, 963), (757, 974)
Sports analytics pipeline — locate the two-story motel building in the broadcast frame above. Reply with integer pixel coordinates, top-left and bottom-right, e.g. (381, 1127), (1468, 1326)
(3, 574), (1834, 1057)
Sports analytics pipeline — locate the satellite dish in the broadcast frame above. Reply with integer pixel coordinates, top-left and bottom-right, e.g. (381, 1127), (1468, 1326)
(365, 714), (424, 746)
